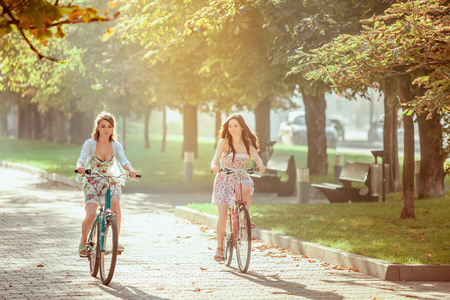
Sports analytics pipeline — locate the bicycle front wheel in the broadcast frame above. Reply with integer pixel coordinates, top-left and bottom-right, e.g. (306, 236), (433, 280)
(236, 205), (251, 273)
(88, 220), (100, 277)
(99, 217), (118, 285)
(223, 211), (233, 266)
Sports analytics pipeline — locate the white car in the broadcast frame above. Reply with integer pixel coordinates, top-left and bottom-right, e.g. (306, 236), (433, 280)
(278, 111), (338, 148)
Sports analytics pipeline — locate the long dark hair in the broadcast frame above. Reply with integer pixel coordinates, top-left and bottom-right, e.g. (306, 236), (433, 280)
(218, 114), (259, 160)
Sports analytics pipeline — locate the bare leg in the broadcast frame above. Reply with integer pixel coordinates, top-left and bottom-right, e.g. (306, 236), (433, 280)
(110, 195), (121, 236)
(80, 203), (98, 248)
(216, 204), (228, 249)
(242, 183), (252, 211)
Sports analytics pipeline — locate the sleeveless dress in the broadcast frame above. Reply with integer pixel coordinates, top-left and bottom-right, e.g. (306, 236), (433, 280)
(212, 152), (254, 206)
(83, 154), (122, 206)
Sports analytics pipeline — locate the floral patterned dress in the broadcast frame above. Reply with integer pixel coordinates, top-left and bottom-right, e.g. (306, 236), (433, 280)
(83, 155), (121, 206)
(212, 152), (254, 206)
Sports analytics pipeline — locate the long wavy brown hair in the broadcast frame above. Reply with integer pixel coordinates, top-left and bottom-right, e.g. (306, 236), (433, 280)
(91, 111), (117, 141)
(218, 114), (259, 160)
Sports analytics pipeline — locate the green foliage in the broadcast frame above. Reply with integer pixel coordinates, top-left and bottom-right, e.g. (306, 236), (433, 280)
(0, 0), (119, 61)
(291, 0), (450, 115)
(188, 192), (450, 265)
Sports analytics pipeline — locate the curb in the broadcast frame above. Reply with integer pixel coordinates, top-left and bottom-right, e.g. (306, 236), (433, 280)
(0, 161), (214, 194)
(0, 161), (81, 190)
(174, 206), (450, 282)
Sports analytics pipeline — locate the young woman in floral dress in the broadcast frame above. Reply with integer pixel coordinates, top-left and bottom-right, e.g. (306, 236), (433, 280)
(76, 111), (137, 257)
(210, 114), (266, 262)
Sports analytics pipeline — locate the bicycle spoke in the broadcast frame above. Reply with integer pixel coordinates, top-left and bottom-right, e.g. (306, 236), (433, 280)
(223, 212), (233, 266)
(88, 220), (100, 277)
(236, 206), (251, 273)
(99, 218), (118, 285)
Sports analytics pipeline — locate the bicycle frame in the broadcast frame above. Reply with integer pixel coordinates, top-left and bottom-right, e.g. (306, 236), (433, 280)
(230, 173), (246, 241)
(87, 187), (115, 255)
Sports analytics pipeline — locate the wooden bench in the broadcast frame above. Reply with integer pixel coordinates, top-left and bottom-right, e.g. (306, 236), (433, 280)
(311, 162), (378, 203)
(251, 153), (296, 197)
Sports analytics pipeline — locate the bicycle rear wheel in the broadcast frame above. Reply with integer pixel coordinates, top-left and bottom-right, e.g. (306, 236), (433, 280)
(99, 217), (118, 285)
(236, 205), (251, 273)
(88, 220), (100, 277)
(223, 211), (233, 266)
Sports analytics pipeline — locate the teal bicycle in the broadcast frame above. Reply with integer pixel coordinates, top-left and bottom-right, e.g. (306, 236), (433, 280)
(75, 169), (140, 285)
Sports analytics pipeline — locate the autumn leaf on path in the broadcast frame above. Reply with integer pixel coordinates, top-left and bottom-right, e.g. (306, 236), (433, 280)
(107, 1), (119, 8)
(37, 264), (44, 267)
(200, 267), (207, 270)
(267, 274), (279, 277)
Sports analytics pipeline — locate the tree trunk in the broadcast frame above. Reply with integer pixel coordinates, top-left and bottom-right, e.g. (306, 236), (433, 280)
(255, 98), (271, 164)
(18, 101), (30, 140)
(55, 110), (68, 144)
(383, 79), (400, 192)
(54, 110), (66, 143)
(70, 112), (90, 145)
(302, 92), (328, 175)
(144, 106), (151, 149)
(417, 112), (445, 198)
(161, 105), (167, 153)
(122, 116), (127, 150)
(0, 105), (9, 136)
(30, 103), (44, 140)
(397, 74), (415, 219)
(214, 110), (221, 149)
(46, 108), (55, 142)
(182, 103), (198, 159)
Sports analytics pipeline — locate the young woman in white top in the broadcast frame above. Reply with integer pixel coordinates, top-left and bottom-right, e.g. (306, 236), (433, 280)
(76, 111), (136, 257)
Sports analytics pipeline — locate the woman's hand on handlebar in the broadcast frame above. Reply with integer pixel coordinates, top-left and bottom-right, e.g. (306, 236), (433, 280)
(129, 170), (137, 179)
(77, 166), (86, 177)
(211, 166), (220, 174)
(257, 165), (266, 173)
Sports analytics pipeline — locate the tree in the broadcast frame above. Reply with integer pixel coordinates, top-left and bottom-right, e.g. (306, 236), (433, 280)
(257, 0), (397, 174)
(0, 0), (119, 61)
(291, 0), (450, 218)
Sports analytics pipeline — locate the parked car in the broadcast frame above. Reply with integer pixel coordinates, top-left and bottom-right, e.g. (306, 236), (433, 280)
(278, 111), (338, 148)
(329, 117), (346, 141)
(368, 114), (407, 144)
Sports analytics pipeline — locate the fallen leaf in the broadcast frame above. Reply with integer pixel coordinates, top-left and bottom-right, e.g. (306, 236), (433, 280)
(267, 274), (279, 277)
(37, 264), (44, 267)
(107, 1), (119, 8)
(200, 267), (207, 271)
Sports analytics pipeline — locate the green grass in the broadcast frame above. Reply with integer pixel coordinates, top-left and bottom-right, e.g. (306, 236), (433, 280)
(0, 132), (384, 187)
(187, 192), (450, 265)
(1, 129), (449, 188)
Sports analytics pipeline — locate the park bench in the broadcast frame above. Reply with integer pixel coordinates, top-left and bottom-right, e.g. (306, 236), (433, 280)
(251, 152), (296, 197)
(311, 161), (379, 203)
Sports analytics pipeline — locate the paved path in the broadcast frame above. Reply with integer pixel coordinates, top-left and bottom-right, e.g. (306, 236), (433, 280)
(1, 167), (449, 299)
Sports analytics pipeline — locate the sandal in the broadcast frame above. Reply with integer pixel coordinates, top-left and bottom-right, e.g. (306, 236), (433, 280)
(214, 248), (224, 262)
(118, 244), (124, 253)
(79, 244), (88, 258)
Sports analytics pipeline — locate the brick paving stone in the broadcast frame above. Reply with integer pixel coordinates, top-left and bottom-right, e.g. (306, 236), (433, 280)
(1, 166), (450, 300)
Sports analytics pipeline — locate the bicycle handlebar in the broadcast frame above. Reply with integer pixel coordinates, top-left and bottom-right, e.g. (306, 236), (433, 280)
(75, 169), (142, 178)
(218, 167), (259, 174)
